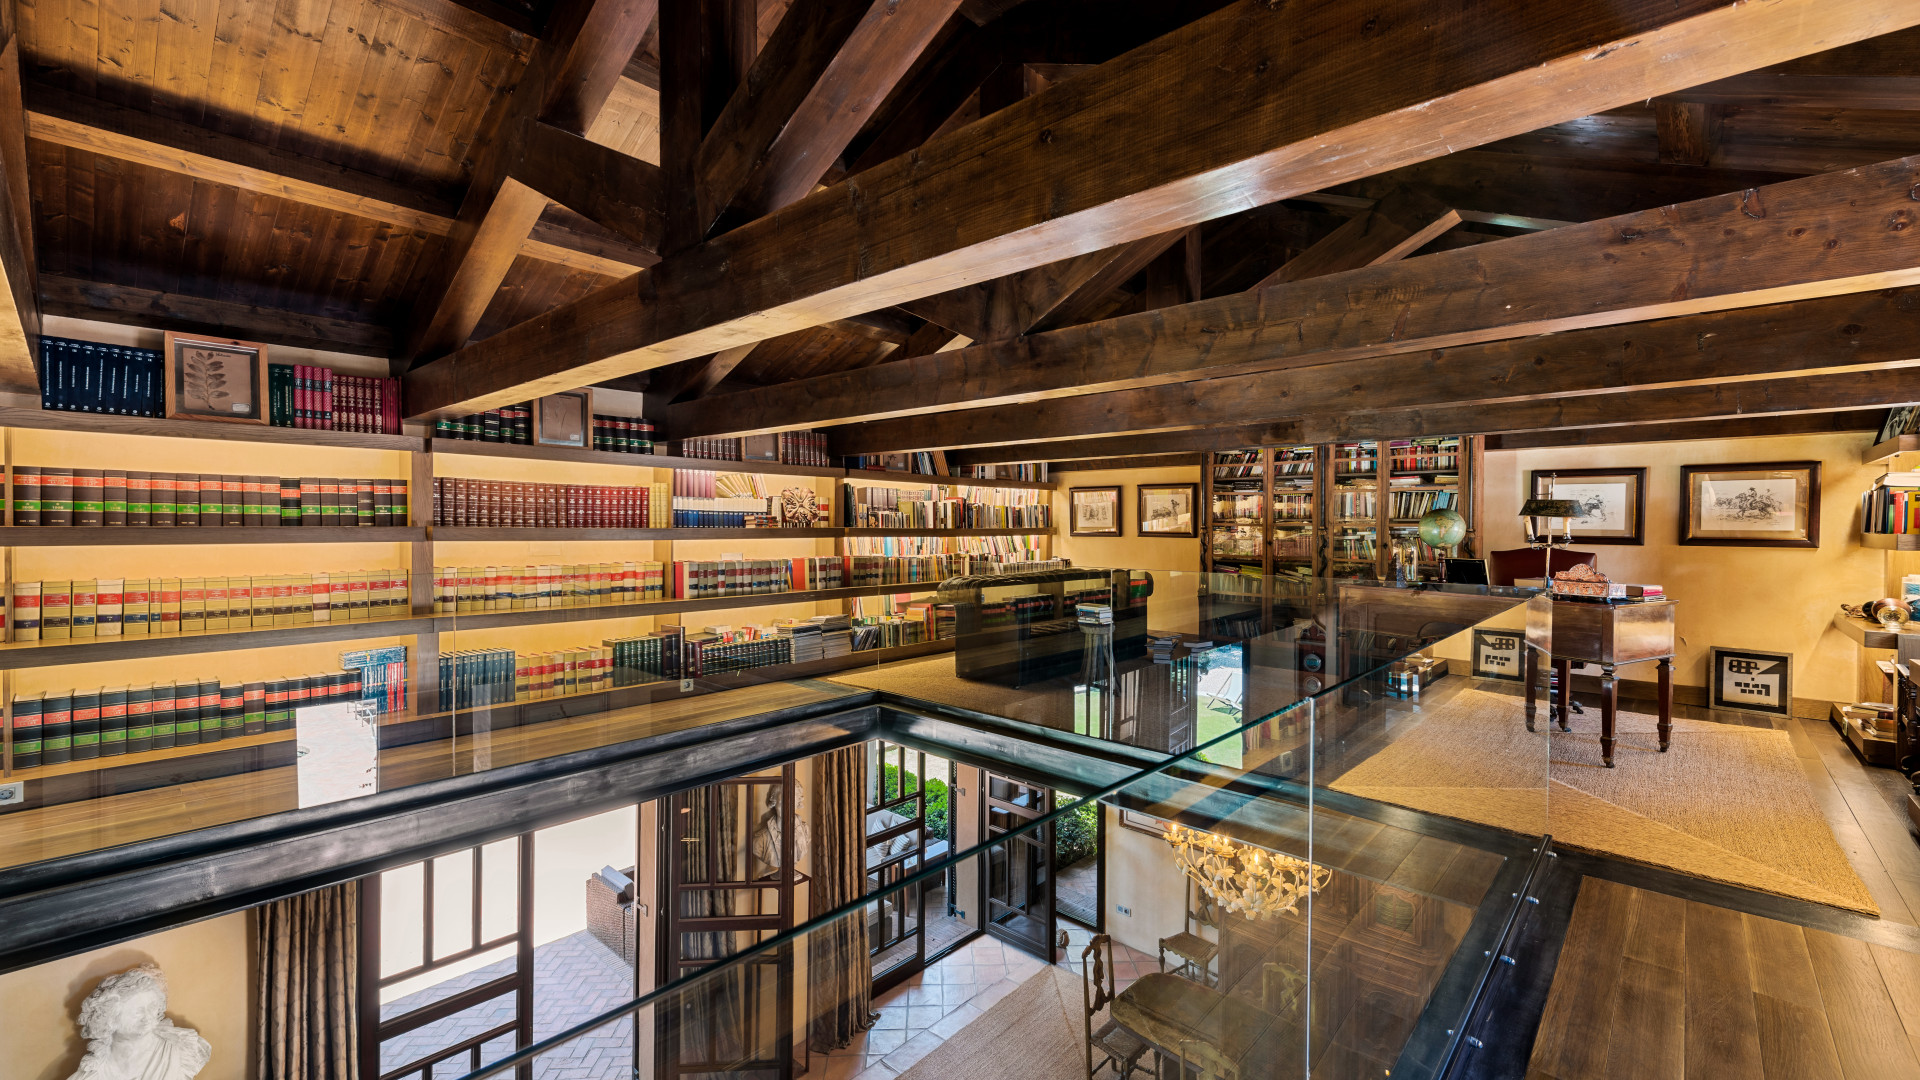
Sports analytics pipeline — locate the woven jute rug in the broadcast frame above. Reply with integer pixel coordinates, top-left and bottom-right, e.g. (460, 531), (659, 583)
(1329, 687), (1877, 915)
(895, 965), (1094, 1080)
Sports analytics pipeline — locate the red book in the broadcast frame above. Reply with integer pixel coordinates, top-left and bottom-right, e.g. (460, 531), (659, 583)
(296, 365), (311, 429)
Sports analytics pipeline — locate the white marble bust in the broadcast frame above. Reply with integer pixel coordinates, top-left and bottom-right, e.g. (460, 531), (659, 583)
(67, 964), (211, 1080)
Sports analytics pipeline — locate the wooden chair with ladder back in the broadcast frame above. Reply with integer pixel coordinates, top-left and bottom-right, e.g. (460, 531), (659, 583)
(1158, 880), (1220, 987)
(1082, 933), (1153, 1080)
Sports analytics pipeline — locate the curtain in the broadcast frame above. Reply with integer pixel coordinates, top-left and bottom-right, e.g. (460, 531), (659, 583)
(809, 745), (877, 1051)
(256, 881), (359, 1080)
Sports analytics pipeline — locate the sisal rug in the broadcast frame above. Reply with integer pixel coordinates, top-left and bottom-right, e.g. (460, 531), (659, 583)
(1329, 688), (1878, 915)
(896, 965), (1096, 1080)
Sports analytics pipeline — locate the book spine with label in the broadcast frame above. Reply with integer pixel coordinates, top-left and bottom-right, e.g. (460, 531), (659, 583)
(10, 694), (42, 769)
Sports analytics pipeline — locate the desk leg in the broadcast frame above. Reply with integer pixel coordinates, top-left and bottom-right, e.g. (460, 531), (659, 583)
(1657, 657), (1673, 752)
(1600, 663), (1617, 768)
(1555, 658), (1573, 732)
(1524, 647), (1538, 732)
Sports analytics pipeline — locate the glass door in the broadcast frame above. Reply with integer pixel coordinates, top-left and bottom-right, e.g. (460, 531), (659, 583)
(981, 770), (1055, 960)
(866, 741), (929, 992)
(1208, 449), (1267, 582)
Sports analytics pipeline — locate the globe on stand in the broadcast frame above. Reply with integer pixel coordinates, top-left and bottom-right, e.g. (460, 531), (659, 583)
(1417, 508), (1467, 551)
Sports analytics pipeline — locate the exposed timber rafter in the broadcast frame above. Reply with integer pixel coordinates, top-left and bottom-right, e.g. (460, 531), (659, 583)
(403, 0), (1919, 420)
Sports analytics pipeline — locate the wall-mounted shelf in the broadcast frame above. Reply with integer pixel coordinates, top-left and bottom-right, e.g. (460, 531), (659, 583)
(1865, 434), (1920, 464)
(1834, 607), (1905, 649)
(429, 439), (845, 478)
(1860, 532), (1920, 550)
(428, 526), (842, 542)
(0, 526), (427, 546)
(844, 470), (1055, 492)
(0, 406), (424, 452)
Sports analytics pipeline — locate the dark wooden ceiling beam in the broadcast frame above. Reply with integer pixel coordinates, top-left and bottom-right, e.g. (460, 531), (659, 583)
(1654, 99), (1721, 167)
(668, 153), (1920, 441)
(39, 276), (393, 357)
(399, 0), (660, 366)
(1306, 365), (1920, 443)
(901, 230), (1184, 344)
(1250, 187), (1455, 289)
(695, 0), (962, 236)
(943, 424), (1284, 466)
(22, 82), (649, 279)
(824, 287), (1920, 452)
(1667, 74), (1920, 111)
(1050, 453), (1204, 473)
(1483, 409), (1886, 451)
(510, 122), (666, 254)
(405, 0), (1911, 419)
(0, 34), (39, 392)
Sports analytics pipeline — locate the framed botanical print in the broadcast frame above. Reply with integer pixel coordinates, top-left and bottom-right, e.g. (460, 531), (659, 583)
(533, 389), (593, 448)
(1709, 646), (1792, 716)
(1529, 468), (1646, 545)
(1069, 486), (1122, 537)
(1137, 483), (1198, 537)
(1680, 461), (1820, 548)
(162, 332), (268, 424)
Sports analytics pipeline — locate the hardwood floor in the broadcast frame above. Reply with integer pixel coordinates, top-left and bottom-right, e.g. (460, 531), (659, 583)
(1527, 876), (1920, 1079)
(1786, 714), (1920, 926)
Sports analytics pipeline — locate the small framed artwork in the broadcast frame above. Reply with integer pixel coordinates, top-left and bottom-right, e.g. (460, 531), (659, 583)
(533, 389), (593, 448)
(1069, 486), (1122, 537)
(1119, 809), (1170, 836)
(1530, 468), (1646, 545)
(1680, 461), (1820, 548)
(1471, 629), (1525, 681)
(1137, 483), (1198, 537)
(162, 332), (268, 424)
(1710, 647), (1792, 716)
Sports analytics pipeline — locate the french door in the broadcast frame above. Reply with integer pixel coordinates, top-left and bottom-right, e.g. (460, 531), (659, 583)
(981, 769), (1055, 961)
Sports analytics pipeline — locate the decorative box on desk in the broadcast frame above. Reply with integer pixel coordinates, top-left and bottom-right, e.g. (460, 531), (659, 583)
(939, 567), (1153, 687)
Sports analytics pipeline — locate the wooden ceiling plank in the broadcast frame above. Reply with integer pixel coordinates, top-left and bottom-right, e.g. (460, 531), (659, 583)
(695, 0), (962, 235)
(665, 151), (1920, 441)
(683, 341), (760, 400)
(1483, 409), (1886, 451)
(405, 0), (1910, 418)
(39, 274), (393, 355)
(1251, 187), (1454, 288)
(1667, 74), (1920, 111)
(512, 121), (665, 252)
(822, 286), (1920, 452)
(1654, 98), (1720, 167)
(944, 424), (1283, 466)
(398, 0), (660, 365)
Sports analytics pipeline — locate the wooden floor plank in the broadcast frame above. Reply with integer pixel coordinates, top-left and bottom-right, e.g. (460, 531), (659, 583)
(1804, 929), (1920, 1080)
(1745, 913), (1828, 1010)
(1753, 993), (1845, 1080)
(1870, 943), (1920, 1067)
(1683, 900), (1763, 1080)
(1604, 955), (1686, 1080)
(1623, 887), (1687, 973)
(1529, 877), (1636, 1080)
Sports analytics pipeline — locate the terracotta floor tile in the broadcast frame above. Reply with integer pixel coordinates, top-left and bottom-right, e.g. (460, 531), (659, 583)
(882, 1029), (946, 1073)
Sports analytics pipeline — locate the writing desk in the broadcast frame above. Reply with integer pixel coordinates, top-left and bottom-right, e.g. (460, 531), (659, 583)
(1524, 599), (1677, 768)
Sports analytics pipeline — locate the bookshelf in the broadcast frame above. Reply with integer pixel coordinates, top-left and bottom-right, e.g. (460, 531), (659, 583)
(0, 410), (1059, 810)
(1201, 437), (1482, 582)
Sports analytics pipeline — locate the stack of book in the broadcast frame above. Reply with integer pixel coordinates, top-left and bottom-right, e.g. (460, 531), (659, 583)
(1863, 471), (1920, 535)
(433, 564), (667, 613)
(432, 477), (669, 528)
(11, 469), (407, 527)
(10, 570), (411, 640)
(39, 337), (163, 415)
(590, 414), (658, 453)
(8, 669), (373, 767)
(269, 365), (401, 433)
(842, 483), (1051, 529)
(676, 436), (743, 460)
(433, 404), (535, 444)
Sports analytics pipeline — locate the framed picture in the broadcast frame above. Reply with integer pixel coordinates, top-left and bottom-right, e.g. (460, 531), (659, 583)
(1119, 809), (1170, 837)
(533, 389), (593, 448)
(162, 332), (268, 424)
(1680, 461), (1820, 548)
(1530, 468), (1646, 545)
(1069, 486), (1122, 537)
(1471, 629), (1525, 681)
(1879, 406), (1917, 445)
(1710, 647), (1792, 716)
(1137, 483), (1198, 537)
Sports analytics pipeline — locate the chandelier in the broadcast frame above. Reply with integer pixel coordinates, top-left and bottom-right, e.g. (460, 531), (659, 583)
(1163, 823), (1330, 919)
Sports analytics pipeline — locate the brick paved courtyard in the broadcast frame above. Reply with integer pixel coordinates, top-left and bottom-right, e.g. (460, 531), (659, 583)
(380, 930), (637, 1078)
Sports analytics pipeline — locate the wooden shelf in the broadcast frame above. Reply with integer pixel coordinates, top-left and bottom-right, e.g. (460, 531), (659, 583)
(0, 407), (423, 452)
(1864, 434), (1920, 464)
(428, 526), (843, 542)
(1834, 607), (1906, 649)
(843, 469), (1055, 491)
(430, 439), (845, 478)
(840, 527), (1050, 538)
(0, 615), (436, 670)
(0, 526), (426, 546)
(1860, 532), (1920, 550)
